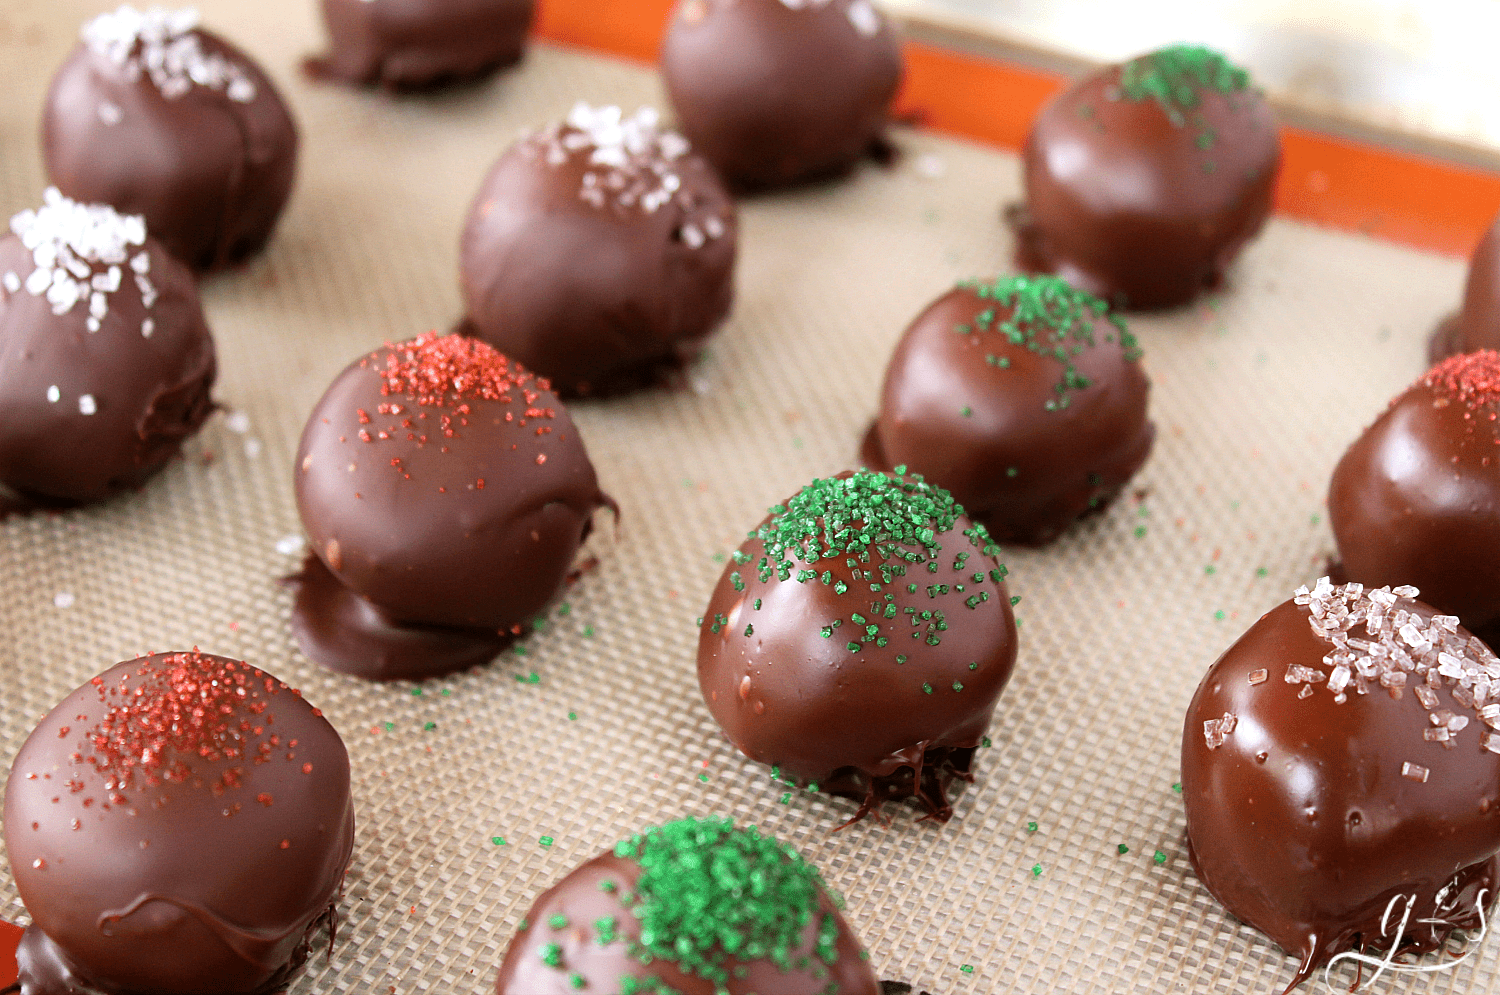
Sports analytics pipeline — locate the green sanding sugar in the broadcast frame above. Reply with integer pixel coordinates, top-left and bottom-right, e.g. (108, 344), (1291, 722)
(957, 274), (1139, 411)
(1119, 44), (1250, 116)
(612, 816), (838, 985)
(742, 469), (1006, 654)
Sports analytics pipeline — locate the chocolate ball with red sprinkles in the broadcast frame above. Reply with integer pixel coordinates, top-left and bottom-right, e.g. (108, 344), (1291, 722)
(0, 189), (216, 505)
(43, 6), (298, 271)
(698, 470), (1019, 823)
(1183, 580), (1500, 992)
(1330, 350), (1500, 640)
(4, 651), (354, 995)
(862, 274), (1154, 546)
(660, 0), (903, 190)
(292, 332), (612, 680)
(495, 816), (879, 995)
(307, 0), (534, 89)
(459, 103), (736, 398)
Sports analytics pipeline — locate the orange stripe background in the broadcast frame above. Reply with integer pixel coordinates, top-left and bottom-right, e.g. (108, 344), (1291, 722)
(535, 0), (1500, 257)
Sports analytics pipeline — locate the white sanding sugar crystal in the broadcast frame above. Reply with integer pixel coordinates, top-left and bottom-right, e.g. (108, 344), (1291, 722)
(78, 394), (97, 415)
(1286, 576), (1500, 767)
(6, 188), (153, 326)
(846, 0), (881, 36)
(528, 104), (729, 249)
(82, 5), (256, 103)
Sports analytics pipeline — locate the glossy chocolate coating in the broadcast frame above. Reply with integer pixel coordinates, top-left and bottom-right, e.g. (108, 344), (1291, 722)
(1018, 48), (1279, 309)
(43, 12), (298, 272)
(459, 105), (736, 398)
(863, 279), (1154, 546)
(495, 826), (878, 994)
(0, 208), (215, 505)
(4, 652), (354, 995)
(293, 333), (610, 678)
(1329, 352), (1500, 636)
(1434, 213), (1500, 360)
(1182, 588), (1500, 991)
(308, 0), (534, 89)
(698, 472), (1018, 821)
(660, 0), (903, 190)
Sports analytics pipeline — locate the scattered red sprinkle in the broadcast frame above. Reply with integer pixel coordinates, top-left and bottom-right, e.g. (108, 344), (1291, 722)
(1425, 350), (1500, 409)
(257, 792), (274, 806)
(302, 763), (313, 774)
(536, 454), (547, 465)
(280, 839), (291, 850)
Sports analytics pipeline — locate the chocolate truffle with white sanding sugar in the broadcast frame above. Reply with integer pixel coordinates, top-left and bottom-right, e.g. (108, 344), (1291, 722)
(307, 0), (534, 89)
(862, 274), (1153, 547)
(698, 470), (1018, 823)
(459, 103), (736, 398)
(1182, 579), (1500, 992)
(660, 0), (903, 190)
(0, 189), (216, 504)
(1329, 351), (1500, 638)
(4, 651), (354, 995)
(495, 816), (879, 995)
(1017, 44), (1279, 309)
(43, 5), (298, 271)
(292, 332), (612, 680)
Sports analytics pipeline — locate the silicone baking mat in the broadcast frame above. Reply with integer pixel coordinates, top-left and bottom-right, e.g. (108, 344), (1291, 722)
(0, 2), (1489, 992)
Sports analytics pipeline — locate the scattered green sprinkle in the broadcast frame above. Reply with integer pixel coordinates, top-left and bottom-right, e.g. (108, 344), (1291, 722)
(492, 836), (507, 846)
(923, 682), (934, 694)
(1026, 821), (1038, 833)
(1172, 782), (1183, 794)
(411, 688), (423, 696)
(549, 914), (569, 929)
(698, 773), (709, 782)
(514, 645), (529, 657)
(539, 836), (555, 847)
(1006, 467), (1019, 478)
(981, 736), (992, 748)
(1154, 850), (1167, 865)
(568, 711), (577, 721)
(1134, 525), (1148, 539)
(384, 721), (394, 731)
(961, 965), (975, 975)
(1256, 567), (1268, 578)
(1118, 45), (1250, 141)
(558, 602), (572, 616)
(569, 973), (586, 989)
(952, 681), (964, 692)
(1204, 565), (1216, 575)
(595, 915), (618, 945)
(961, 406), (973, 417)
(712, 552), (726, 563)
(1117, 844), (1130, 855)
(1214, 610), (1226, 621)
(780, 792), (792, 804)
(423, 721), (436, 731)
(1311, 513), (1321, 526)
(1032, 864), (1043, 877)
(541, 943), (563, 967)
(582, 625), (595, 638)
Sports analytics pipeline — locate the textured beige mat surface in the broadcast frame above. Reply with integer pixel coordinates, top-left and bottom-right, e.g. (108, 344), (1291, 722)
(0, 2), (1487, 993)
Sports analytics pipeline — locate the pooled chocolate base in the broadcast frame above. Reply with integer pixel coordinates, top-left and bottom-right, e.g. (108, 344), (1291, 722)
(821, 745), (976, 825)
(287, 554), (517, 681)
(304, 0), (534, 91)
(1187, 841), (1496, 995)
(16, 905), (337, 995)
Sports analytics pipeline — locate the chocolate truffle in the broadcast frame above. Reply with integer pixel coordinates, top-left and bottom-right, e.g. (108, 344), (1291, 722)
(4, 651), (354, 995)
(307, 0), (534, 90)
(1329, 351), (1500, 640)
(459, 103), (736, 398)
(292, 332), (611, 680)
(0, 189), (216, 504)
(863, 274), (1153, 547)
(1017, 44), (1279, 309)
(698, 470), (1018, 822)
(1433, 212), (1500, 361)
(1183, 579), (1500, 991)
(660, 0), (902, 190)
(43, 6), (299, 271)
(495, 816), (879, 995)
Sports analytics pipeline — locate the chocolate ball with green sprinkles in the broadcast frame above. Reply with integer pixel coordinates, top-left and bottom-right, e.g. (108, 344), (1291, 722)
(1016, 44), (1279, 309)
(863, 274), (1153, 547)
(697, 470), (1019, 823)
(494, 816), (879, 995)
